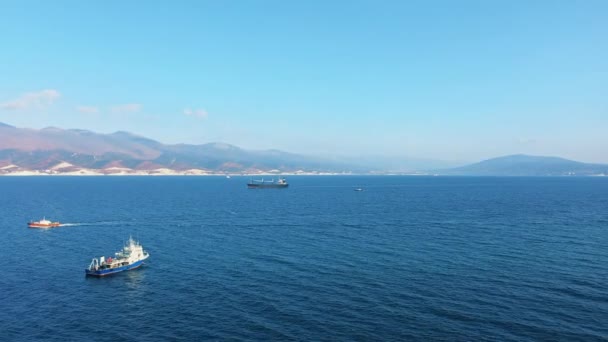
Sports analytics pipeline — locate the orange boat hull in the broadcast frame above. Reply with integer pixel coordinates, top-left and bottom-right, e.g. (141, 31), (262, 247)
(28, 222), (61, 228)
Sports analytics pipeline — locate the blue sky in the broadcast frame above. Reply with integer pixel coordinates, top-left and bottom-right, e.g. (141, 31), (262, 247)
(0, 1), (606, 163)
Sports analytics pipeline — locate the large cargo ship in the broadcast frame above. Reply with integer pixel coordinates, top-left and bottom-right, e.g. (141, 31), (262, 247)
(86, 237), (150, 277)
(247, 177), (288, 189)
(28, 218), (61, 228)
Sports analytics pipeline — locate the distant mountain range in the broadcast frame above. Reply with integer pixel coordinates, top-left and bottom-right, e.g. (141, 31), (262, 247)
(0, 122), (359, 174)
(437, 154), (608, 176)
(1, 122), (606, 176)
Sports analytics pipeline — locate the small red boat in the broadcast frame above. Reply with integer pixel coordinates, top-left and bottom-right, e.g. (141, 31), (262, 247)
(28, 218), (61, 228)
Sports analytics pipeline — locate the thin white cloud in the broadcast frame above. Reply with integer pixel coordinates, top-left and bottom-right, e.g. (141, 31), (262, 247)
(0, 89), (61, 110)
(111, 103), (142, 113)
(76, 106), (99, 114)
(184, 108), (208, 119)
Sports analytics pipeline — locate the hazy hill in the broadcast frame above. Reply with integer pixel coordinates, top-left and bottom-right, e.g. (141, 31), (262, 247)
(440, 154), (608, 176)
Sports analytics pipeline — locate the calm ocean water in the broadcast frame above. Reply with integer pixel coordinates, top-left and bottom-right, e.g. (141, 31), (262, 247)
(0, 176), (607, 341)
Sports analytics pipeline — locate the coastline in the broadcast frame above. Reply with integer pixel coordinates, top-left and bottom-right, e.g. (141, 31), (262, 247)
(1, 172), (604, 177)
(0, 169), (426, 177)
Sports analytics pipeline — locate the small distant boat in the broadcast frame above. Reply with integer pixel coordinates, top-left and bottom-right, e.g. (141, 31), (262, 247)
(226, 175), (231, 179)
(28, 218), (61, 228)
(247, 177), (288, 189)
(86, 237), (150, 277)
(354, 188), (364, 192)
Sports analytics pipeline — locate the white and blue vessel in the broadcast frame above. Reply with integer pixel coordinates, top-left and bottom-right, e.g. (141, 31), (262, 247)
(86, 237), (150, 277)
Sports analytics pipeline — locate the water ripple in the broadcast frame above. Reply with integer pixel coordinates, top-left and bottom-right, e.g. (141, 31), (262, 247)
(1, 176), (608, 341)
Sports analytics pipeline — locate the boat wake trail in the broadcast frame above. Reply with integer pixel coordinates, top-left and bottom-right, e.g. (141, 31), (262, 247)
(59, 221), (132, 227)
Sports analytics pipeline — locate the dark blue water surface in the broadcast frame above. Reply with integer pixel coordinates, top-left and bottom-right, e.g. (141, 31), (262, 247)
(1, 176), (607, 341)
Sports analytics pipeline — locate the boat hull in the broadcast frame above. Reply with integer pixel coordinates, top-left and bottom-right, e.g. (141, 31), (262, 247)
(247, 184), (288, 189)
(28, 223), (61, 228)
(85, 257), (147, 277)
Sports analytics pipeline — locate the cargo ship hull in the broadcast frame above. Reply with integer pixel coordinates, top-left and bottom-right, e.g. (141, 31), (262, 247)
(247, 183), (289, 189)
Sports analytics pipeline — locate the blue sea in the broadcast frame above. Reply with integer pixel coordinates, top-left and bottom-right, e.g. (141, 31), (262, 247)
(1, 176), (607, 341)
